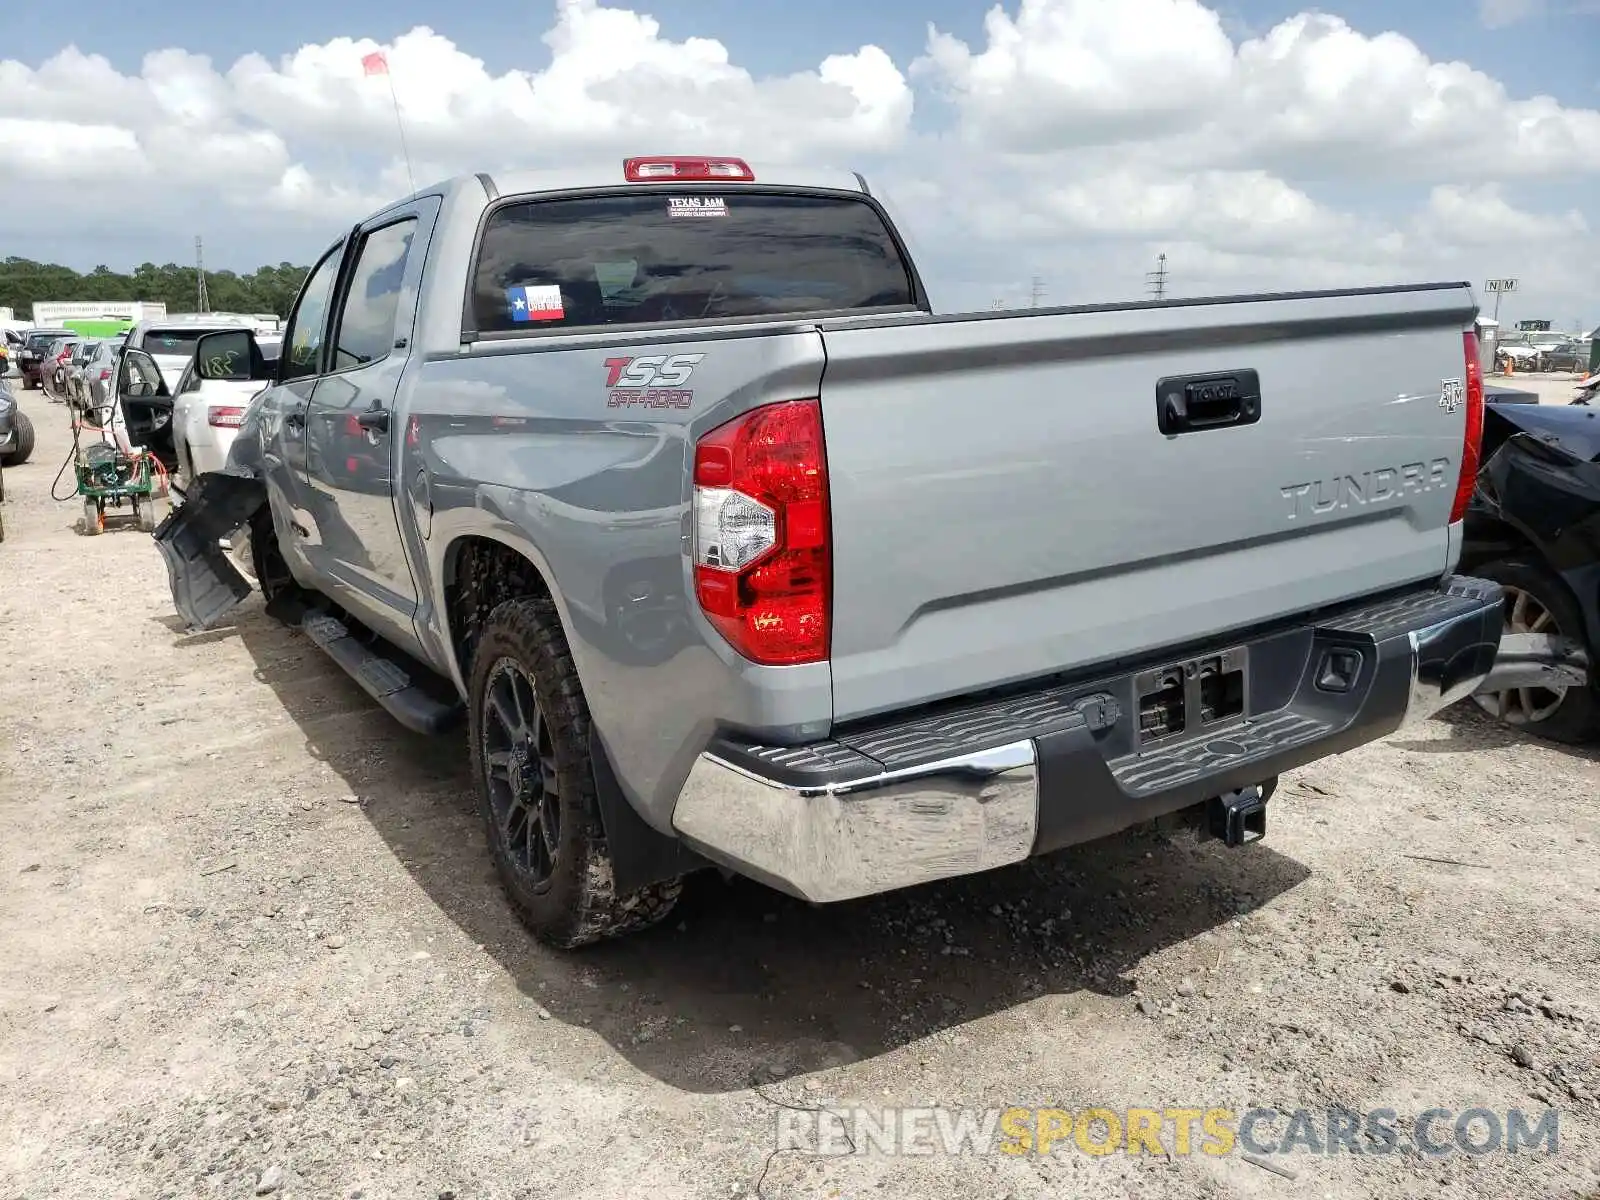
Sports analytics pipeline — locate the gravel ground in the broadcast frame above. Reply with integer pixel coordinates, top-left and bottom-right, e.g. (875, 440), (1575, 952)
(1, 389), (1598, 1200)
(1485, 371), (1593, 404)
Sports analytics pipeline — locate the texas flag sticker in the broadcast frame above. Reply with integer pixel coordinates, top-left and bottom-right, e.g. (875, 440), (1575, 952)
(506, 284), (564, 322)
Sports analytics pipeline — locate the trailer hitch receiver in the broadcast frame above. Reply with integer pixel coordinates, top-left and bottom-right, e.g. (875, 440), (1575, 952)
(1209, 785), (1268, 848)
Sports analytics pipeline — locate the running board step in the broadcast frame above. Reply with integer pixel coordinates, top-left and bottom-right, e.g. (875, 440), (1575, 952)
(301, 612), (462, 735)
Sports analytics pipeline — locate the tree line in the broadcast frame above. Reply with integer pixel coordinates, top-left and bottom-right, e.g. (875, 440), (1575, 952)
(0, 257), (311, 320)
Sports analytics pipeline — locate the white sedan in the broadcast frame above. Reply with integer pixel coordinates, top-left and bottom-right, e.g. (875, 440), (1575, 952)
(171, 335), (281, 482)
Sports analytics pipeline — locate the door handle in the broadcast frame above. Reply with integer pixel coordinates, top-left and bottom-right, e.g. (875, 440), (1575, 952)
(1155, 370), (1262, 435)
(356, 404), (390, 434)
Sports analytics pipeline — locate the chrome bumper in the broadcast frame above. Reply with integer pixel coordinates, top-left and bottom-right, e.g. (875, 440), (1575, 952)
(1399, 590), (1505, 729)
(673, 744), (1039, 903)
(673, 578), (1505, 904)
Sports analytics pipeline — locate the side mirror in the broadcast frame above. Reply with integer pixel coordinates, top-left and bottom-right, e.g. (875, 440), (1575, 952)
(194, 329), (270, 382)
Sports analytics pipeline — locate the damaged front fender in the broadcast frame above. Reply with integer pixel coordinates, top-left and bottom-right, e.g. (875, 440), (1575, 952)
(153, 471), (268, 631)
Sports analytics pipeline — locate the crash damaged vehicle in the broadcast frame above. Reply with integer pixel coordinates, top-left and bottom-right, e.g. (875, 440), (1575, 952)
(154, 159), (1518, 948)
(1461, 402), (1600, 742)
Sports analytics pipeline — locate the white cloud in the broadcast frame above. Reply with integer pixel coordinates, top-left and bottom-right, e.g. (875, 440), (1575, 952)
(1420, 184), (1590, 247)
(0, 0), (1594, 322)
(916, 0), (1236, 146)
(0, 118), (145, 181)
(919, 4), (1600, 178)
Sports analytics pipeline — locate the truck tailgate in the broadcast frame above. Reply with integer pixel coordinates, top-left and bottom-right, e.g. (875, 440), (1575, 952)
(818, 285), (1478, 721)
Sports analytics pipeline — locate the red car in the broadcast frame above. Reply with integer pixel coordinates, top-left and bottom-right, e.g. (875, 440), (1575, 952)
(16, 328), (74, 390)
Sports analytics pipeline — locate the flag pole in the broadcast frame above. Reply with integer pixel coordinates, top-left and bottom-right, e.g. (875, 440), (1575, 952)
(384, 69), (417, 197)
(365, 50), (417, 197)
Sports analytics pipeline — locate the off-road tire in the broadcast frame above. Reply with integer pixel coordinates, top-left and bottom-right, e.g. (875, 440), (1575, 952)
(1471, 557), (1600, 744)
(1, 410), (35, 465)
(467, 597), (681, 948)
(82, 498), (102, 536)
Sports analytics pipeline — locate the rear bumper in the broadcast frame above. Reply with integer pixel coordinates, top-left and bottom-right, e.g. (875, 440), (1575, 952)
(671, 575), (1503, 903)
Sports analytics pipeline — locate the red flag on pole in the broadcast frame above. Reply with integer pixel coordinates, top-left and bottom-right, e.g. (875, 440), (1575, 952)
(362, 51), (389, 76)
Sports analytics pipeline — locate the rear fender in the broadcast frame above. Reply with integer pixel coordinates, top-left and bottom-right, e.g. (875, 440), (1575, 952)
(153, 471), (268, 631)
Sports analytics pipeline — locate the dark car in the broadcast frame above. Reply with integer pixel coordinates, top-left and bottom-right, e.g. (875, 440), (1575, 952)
(1536, 341), (1588, 373)
(1461, 401), (1600, 743)
(0, 376), (36, 464)
(16, 328), (74, 389)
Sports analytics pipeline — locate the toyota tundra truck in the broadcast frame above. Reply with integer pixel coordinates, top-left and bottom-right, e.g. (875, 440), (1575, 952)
(153, 156), (1505, 948)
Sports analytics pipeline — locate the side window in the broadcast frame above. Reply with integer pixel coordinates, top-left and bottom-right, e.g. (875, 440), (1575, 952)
(280, 244), (345, 383)
(330, 219), (417, 371)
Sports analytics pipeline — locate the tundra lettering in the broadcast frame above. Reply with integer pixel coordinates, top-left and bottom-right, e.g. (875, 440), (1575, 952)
(153, 159), (1500, 949)
(1280, 459), (1452, 521)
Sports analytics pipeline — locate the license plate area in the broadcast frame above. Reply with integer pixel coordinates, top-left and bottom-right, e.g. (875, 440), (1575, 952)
(1135, 646), (1249, 747)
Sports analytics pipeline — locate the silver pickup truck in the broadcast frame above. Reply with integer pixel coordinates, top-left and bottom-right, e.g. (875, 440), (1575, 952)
(155, 155), (1506, 948)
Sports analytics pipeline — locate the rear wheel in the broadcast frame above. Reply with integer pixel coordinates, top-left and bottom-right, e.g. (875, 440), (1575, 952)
(1470, 558), (1600, 744)
(82, 498), (103, 536)
(468, 597), (681, 948)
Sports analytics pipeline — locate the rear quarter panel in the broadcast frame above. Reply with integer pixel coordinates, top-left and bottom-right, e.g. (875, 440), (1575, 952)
(403, 326), (835, 830)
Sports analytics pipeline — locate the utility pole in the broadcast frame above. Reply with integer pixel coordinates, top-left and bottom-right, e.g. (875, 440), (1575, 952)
(1145, 252), (1168, 301)
(195, 236), (209, 312)
(1029, 276), (1045, 308)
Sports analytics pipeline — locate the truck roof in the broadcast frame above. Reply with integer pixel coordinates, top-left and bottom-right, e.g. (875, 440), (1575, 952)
(371, 162), (869, 222)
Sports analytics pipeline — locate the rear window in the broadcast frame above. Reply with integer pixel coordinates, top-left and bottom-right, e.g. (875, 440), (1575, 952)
(469, 191), (916, 334)
(26, 332), (68, 350)
(140, 328), (239, 357)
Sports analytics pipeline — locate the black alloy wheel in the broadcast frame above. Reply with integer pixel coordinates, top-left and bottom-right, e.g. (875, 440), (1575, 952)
(480, 657), (562, 888)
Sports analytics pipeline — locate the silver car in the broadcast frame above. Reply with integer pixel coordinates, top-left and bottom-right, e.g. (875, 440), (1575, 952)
(73, 337), (125, 415)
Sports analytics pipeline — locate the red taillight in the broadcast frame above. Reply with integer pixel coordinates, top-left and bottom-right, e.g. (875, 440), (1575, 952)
(208, 406), (247, 429)
(624, 156), (754, 183)
(1450, 330), (1486, 524)
(692, 399), (829, 665)
(98, 369), (111, 381)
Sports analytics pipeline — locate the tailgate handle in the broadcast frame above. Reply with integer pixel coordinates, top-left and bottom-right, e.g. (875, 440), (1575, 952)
(1156, 370), (1261, 436)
